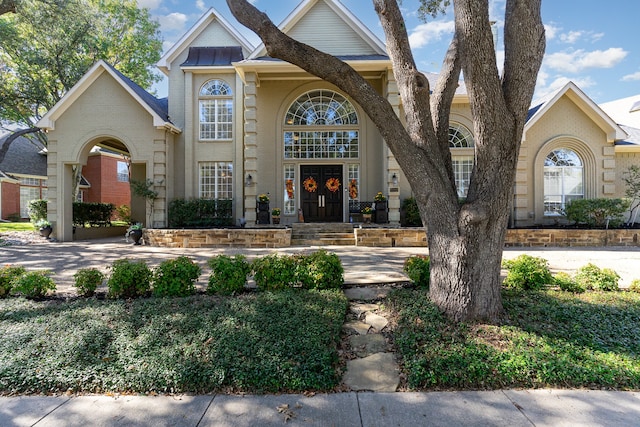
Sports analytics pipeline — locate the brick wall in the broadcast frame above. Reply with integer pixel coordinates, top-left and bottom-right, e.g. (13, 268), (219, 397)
(84, 154), (130, 210)
(1, 181), (20, 220)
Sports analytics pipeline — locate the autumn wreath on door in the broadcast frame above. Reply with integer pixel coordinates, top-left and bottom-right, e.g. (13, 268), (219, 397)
(303, 176), (318, 192)
(325, 177), (341, 193)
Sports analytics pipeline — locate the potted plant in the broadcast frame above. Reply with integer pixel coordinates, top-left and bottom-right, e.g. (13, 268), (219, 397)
(271, 208), (281, 224)
(257, 194), (270, 224)
(35, 219), (53, 239)
(127, 222), (144, 245)
(374, 192), (388, 223)
(361, 206), (373, 224)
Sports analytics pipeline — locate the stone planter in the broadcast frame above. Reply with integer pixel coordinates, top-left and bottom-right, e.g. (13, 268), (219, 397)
(129, 229), (143, 245)
(362, 213), (372, 224)
(272, 216), (281, 224)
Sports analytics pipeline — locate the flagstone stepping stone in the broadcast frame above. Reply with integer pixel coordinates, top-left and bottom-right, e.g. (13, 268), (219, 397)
(349, 334), (388, 358)
(349, 303), (380, 315)
(343, 352), (399, 392)
(344, 286), (391, 301)
(365, 312), (389, 331)
(343, 320), (371, 335)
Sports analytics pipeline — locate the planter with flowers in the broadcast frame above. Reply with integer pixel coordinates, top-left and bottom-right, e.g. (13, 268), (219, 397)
(271, 208), (281, 224)
(374, 192), (388, 224)
(257, 194), (270, 224)
(361, 206), (373, 224)
(127, 222), (144, 245)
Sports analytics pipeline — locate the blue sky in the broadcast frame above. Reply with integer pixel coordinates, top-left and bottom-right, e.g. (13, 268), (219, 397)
(139, 0), (640, 104)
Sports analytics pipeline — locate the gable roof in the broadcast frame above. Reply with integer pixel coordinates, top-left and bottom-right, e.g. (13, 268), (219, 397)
(525, 81), (627, 142)
(157, 7), (254, 74)
(248, 0), (387, 59)
(0, 133), (47, 178)
(37, 60), (179, 133)
(600, 94), (640, 128)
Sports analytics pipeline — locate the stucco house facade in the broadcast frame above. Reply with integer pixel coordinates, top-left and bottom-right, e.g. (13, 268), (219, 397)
(36, 0), (640, 241)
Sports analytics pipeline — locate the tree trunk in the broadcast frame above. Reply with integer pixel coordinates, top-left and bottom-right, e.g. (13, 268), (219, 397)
(0, 0), (16, 16)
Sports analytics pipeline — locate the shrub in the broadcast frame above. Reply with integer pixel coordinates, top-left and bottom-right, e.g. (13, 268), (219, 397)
(73, 202), (115, 227)
(107, 259), (152, 298)
(401, 197), (422, 227)
(296, 250), (344, 290)
(73, 268), (105, 297)
(502, 255), (553, 290)
(564, 198), (630, 228)
(553, 271), (585, 293)
(575, 263), (620, 291)
(0, 265), (26, 298)
(153, 256), (201, 297)
(27, 199), (47, 223)
(168, 198), (233, 227)
(403, 255), (430, 288)
(13, 270), (56, 299)
(252, 254), (297, 291)
(115, 205), (131, 223)
(207, 255), (250, 295)
(629, 279), (640, 293)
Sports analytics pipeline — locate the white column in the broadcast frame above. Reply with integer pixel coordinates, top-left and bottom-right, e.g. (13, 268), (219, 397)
(243, 72), (259, 224)
(386, 70), (401, 224)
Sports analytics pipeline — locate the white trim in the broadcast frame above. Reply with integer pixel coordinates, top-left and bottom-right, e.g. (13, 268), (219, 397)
(525, 82), (627, 142)
(248, 0), (387, 59)
(157, 7), (254, 74)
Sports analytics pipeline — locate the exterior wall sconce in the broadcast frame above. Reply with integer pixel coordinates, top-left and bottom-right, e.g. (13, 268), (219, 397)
(245, 174), (253, 187)
(392, 173), (398, 186)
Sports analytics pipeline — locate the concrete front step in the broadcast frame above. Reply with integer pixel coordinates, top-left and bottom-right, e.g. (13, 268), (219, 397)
(291, 223), (356, 246)
(291, 238), (355, 246)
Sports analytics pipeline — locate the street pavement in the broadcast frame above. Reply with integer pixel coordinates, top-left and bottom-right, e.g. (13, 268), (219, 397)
(1, 236), (640, 426)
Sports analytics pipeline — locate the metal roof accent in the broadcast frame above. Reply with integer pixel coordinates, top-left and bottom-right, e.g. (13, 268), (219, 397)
(181, 47), (244, 67)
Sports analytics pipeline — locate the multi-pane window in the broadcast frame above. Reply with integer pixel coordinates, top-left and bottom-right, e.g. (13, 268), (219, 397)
(117, 161), (129, 182)
(284, 164), (295, 215)
(19, 177), (47, 218)
(199, 79), (233, 140)
(199, 162), (233, 199)
(449, 123), (475, 198)
(284, 90), (359, 159)
(544, 148), (583, 215)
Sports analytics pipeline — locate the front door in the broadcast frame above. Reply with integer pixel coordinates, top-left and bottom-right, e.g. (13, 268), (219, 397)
(300, 165), (343, 222)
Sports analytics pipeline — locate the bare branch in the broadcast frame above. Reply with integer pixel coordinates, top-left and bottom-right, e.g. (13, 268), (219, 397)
(0, 127), (42, 164)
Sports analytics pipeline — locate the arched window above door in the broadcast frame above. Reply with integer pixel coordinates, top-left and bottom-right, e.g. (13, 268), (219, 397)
(285, 90), (358, 126)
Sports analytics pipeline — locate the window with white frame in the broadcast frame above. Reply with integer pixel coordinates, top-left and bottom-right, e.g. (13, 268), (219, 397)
(199, 162), (233, 199)
(199, 79), (233, 140)
(284, 164), (296, 215)
(449, 123), (475, 198)
(544, 148), (583, 216)
(284, 90), (359, 159)
(117, 161), (129, 182)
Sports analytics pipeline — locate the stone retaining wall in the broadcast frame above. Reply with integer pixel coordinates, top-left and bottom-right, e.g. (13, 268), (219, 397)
(144, 228), (291, 248)
(355, 228), (427, 247)
(505, 228), (639, 247)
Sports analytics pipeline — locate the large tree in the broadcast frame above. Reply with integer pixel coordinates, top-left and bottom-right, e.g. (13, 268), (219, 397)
(0, 0), (162, 160)
(227, 0), (545, 321)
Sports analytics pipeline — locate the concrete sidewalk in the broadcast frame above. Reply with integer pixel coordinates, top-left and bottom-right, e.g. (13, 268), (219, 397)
(2, 389), (640, 426)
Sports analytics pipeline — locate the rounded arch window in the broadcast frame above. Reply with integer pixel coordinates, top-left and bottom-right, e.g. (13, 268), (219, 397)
(284, 90), (359, 159)
(544, 148), (584, 215)
(449, 123), (474, 148)
(199, 79), (233, 140)
(448, 123), (474, 197)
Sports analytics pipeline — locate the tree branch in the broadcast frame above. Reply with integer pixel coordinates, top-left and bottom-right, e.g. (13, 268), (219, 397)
(0, 127), (42, 164)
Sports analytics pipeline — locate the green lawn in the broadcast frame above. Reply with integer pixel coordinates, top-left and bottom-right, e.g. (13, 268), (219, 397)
(0, 290), (348, 395)
(389, 289), (640, 390)
(0, 222), (34, 232)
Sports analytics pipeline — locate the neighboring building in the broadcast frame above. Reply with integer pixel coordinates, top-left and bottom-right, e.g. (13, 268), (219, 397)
(36, 0), (640, 241)
(0, 133), (47, 220)
(80, 149), (131, 210)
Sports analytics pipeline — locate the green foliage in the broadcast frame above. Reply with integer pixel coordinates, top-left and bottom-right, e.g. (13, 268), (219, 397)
(207, 255), (250, 295)
(575, 263), (620, 292)
(553, 272), (585, 293)
(252, 254), (298, 291)
(115, 205), (131, 223)
(27, 199), (47, 223)
(564, 198), (630, 228)
(0, 0), (161, 132)
(72, 202), (115, 227)
(389, 288), (640, 390)
(629, 279), (640, 293)
(0, 265), (25, 297)
(401, 197), (422, 226)
(73, 268), (105, 297)
(502, 255), (553, 290)
(403, 255), (430, 288)
(168, 198), (233, 227)
(296, 250), (344, 290)
(107, 259), (152, 299)
(153, 256), (201, 297)
(13, 270), (56, 299)
(0, 290), (348, 394)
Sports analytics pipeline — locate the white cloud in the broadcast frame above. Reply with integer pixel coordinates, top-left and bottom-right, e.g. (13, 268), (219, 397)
(137, 0), (162, 10)
(157, 12), (188, 32)
(196, 0), (206, 12)
(408, 21), (455, 49)
(544, 48), (628, 73)
(544, 23), (560, 40)
(622, 71), (640, 82)
(560, 30), (583, 44)
(533, 75), (596, 104)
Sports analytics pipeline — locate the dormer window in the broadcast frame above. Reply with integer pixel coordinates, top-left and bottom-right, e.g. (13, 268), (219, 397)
(199, 79), (232, 140)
